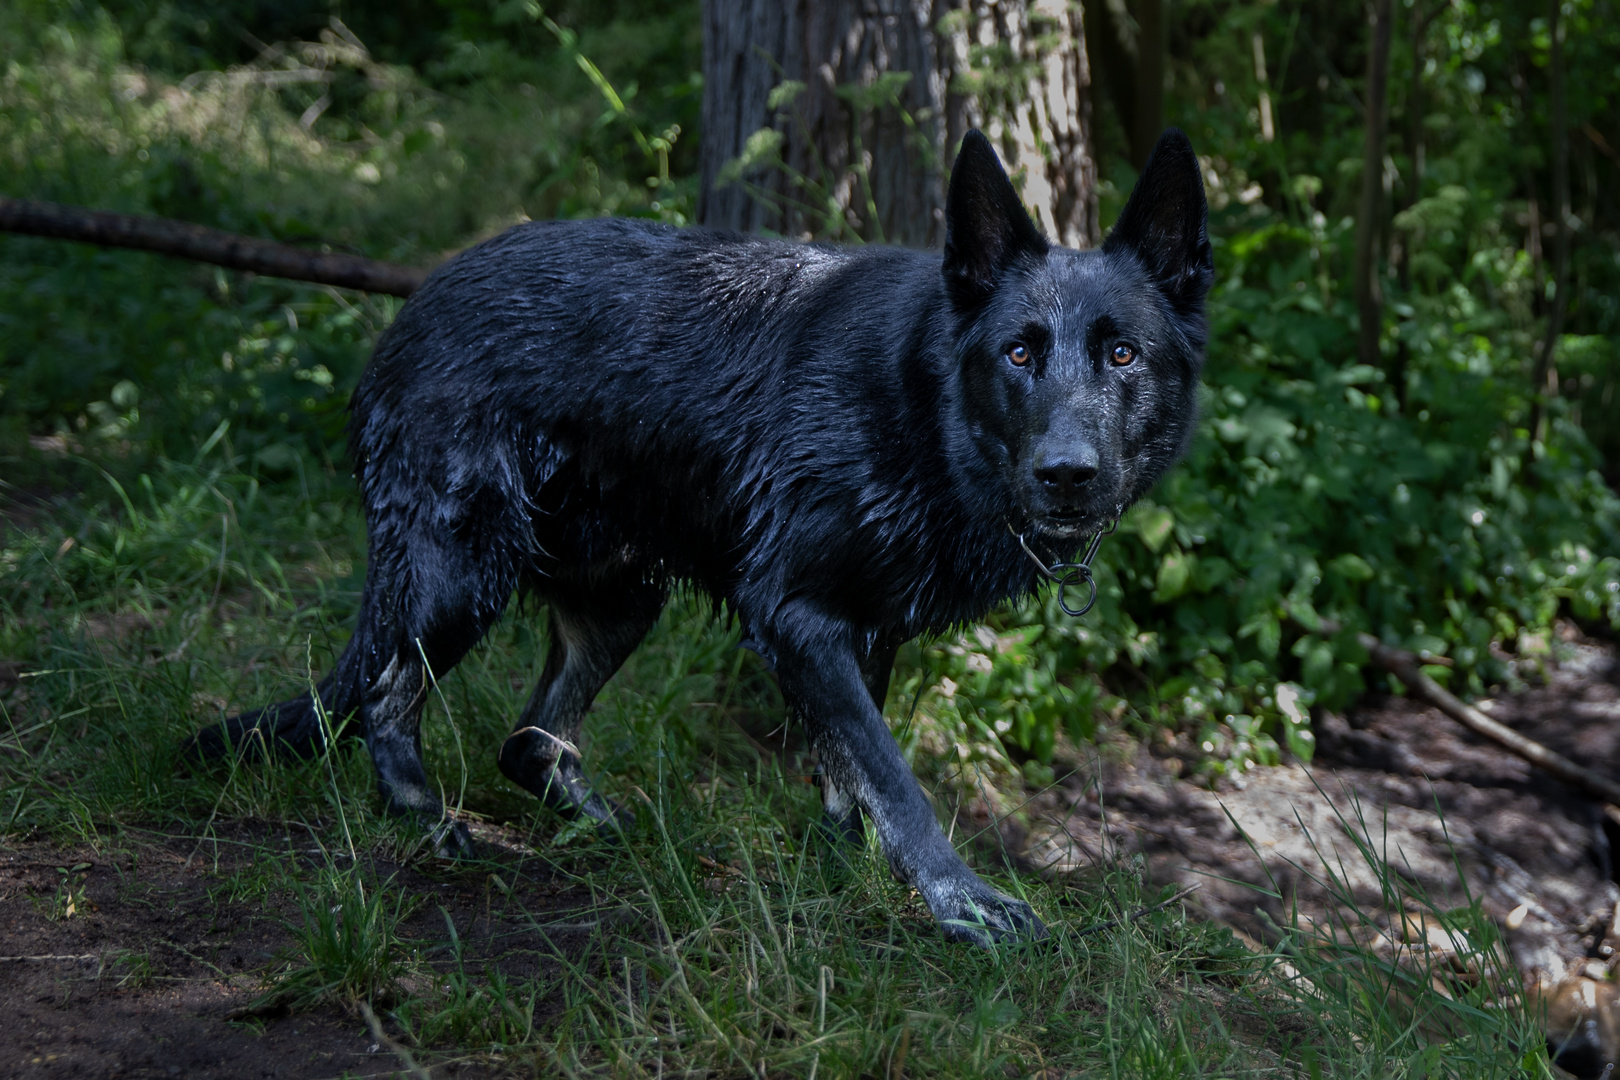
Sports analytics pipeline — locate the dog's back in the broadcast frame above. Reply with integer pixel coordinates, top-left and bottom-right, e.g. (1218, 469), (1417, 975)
(354, 218), (1025, 633)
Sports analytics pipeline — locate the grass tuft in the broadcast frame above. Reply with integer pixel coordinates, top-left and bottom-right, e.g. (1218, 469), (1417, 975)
(265, 864), (422, 1011)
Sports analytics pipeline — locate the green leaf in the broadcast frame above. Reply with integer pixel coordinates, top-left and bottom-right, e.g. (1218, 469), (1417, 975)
(766, 80), (806, 110)
(1153, 551), (1195, 602)
(1131, 504), (1176, 553)
(1327, 553), (1375, 582)
(1301, 640), (1334, 691)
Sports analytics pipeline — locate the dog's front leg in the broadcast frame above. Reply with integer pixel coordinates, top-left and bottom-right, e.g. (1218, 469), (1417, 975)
(771, 613), (1046, 946)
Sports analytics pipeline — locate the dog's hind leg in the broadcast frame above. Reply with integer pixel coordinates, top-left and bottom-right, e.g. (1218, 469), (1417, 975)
(498, 578), (667, 828)
(186, 618), (372, 761)
(357, 508), (524, 855)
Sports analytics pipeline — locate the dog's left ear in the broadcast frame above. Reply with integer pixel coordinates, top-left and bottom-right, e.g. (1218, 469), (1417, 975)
(943, 130), (1048, 306)
(1103, 128), (1213, 311)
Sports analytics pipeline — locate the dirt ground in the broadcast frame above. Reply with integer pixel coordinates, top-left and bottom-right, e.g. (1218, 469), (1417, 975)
(0, 822), (596, 1079)
(1007, 623), (1620, 1078)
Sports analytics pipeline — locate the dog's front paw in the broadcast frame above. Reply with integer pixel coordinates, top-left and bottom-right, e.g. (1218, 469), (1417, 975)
(927, 880), (1048, 947)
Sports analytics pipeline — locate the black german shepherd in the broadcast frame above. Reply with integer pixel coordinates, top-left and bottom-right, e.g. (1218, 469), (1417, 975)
(190, 128), (1211, 945)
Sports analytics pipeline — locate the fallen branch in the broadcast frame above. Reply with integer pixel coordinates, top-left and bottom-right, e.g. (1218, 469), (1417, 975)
(0, 196), (429, 297)
(0, 953), (97, 962)
(1356, 630), (1620, 805)
(1303, 613), (1620, 807)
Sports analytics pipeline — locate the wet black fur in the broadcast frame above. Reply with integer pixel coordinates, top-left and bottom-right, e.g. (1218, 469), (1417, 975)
(189, 129), (1212, 945)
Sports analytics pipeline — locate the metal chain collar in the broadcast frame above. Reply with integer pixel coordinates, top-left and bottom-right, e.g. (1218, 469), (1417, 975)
(1009, 519), (1117, 617)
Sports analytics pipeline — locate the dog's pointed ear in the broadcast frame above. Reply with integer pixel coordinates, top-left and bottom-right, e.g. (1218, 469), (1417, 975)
(943, 130), (1048, 304)
(1103, 128), (1213, 310)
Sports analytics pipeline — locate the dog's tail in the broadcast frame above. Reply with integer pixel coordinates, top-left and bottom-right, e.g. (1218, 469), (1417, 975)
(184, 639), (368, 761)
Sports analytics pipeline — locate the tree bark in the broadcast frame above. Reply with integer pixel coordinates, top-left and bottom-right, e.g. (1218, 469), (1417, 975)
(699, 0), (1098, 249)
(1353, 0), (1394, 371)
(0, 197), (428, 297)
(1528, 0), (1570, 450)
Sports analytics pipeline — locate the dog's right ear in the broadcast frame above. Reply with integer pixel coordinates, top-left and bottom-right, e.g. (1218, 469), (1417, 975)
(943, 130), (1048, 306)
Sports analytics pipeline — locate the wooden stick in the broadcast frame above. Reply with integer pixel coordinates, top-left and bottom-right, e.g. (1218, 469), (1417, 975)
(0, 196), (429, 297)
(1299, 608), (1620, 806)
(1353, 630), (1620, 806)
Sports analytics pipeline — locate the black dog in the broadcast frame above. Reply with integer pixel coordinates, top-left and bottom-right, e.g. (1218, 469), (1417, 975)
(190, 128), (1211, 945)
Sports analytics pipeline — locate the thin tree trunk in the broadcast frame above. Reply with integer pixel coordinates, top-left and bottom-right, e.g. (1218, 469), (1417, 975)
(0, 196), (427, 296)
(1529, 0), (1570, 450)
(1131, 0), (1165, 171)
(1083, 0), (1135, 154)
(698, 0), (1098, 249)
(1390, 1), (1434, 409)
(1513, 55), (1547, 344)
(1252, 30), (1275, 143)
(1353, 0), (1394, 370)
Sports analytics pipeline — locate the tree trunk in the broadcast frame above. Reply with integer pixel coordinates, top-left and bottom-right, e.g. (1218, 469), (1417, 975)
(699, 0), (1099, 250)
(1390, 1), (1435, 409)
(1528, 0), (1570, 450)
(1131, 0), (1166, 171)
(1353, 0), (1394, 371)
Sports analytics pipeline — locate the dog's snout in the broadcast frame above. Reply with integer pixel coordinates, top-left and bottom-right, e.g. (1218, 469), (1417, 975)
(1033, 443), (1100, 497)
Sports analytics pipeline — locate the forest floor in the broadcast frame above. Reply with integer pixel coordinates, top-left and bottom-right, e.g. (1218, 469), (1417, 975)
(1, 478), (1609, 1077)
(1000, 623), (1620, 1078)
(0, 818), (597, 1079)
(3, 633), (1616, 1076)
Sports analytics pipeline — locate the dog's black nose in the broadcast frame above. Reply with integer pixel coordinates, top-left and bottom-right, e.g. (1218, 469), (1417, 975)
(1034, 445), (1100, 495)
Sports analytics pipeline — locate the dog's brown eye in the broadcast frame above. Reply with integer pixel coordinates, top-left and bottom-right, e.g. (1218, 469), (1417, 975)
(1007, 342), (1031, 367)
(1111, 343), (1137, 366)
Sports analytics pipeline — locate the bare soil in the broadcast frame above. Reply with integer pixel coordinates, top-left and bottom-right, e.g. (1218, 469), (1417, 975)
(0, 822), (597, 1079)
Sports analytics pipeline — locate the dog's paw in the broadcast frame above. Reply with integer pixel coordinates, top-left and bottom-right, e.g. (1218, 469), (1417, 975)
(928, 881), (1048, 947)
(428, 818), (476, 860)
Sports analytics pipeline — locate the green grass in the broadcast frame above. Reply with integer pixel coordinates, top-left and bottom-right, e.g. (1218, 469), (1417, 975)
(0, 450), (1558, 1077)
